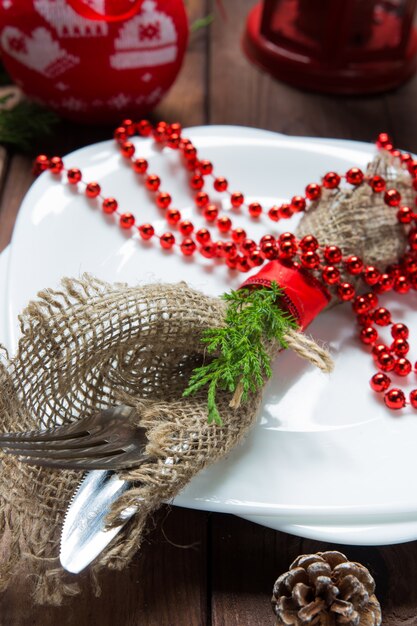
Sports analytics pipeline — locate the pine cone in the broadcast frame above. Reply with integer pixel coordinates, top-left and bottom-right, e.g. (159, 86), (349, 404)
(271, 551), (381, 626)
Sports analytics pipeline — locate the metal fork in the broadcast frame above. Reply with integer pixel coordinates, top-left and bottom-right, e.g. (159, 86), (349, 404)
(0, 404), (149, 470)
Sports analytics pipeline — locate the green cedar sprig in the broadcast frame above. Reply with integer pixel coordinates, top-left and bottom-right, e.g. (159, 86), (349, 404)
(0, 96), (59, 152)
(183, 282), (297, 425)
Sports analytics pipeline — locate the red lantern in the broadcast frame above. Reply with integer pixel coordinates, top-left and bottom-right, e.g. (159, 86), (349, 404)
(243, 0), (417, 93)
(0, 0), (188, 123)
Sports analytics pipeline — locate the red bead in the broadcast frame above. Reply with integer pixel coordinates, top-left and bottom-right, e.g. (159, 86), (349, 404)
(410, 390), (417, 409)
(203, 204), (218, 222)
(183, 144), (197, 160)
(180, 238), (196, 256)
(102, 197), (118, 214)
(179, 220), (194, 236)
(352, 295), (371, 314)
(363, 266), (381, 286)
(397, 206), (413, 224)
(195, 228), (210, 244)
(394, 358), (412, 376)
(85, 182), (101, 198)
(120, 141), (135, 158)
(248, 202), (262, 217)
(278, 203), (293, 219)
(223, 241), (238, 259)
(324, 245), (342, 264)
(67, 168), (82, 184)
(200, 243), (216, 258)
(357, 313), (373, 326)
(217, 216), (232, 233)
(369, 175), (386, 193)
(279, 241), (297, 259)
(248, 249), (264, 267)
(301, 251), (320, 269)
(401, 153), (412, 166)
(133, 158), (148, 174)
(299, 235), (318, 252)
(138, 223), (154, 240)
(268, 206), (280, 221)
(145, 175), (160, 191)
(322, 265), (340, 285)
(166, 208), (181, 225)
(231, 228), (246, 243)
(377, 352), (395, 372)
(114, 126), (127, 142)
(241, 238), (257, 254)
(156, 192), (171, 209)
(185, 157), (198, 172)
(167, 133), (180, 149)
(404, 254), (417, 274)
(345, 255), (363, 275)
(119, 213), (135, 229)
(213, 177), (228, 192)
(262, 242), (278, 260)
(34, 154), (50, 175)
(160, 232), (175, 249)
(373, 307), (391, 326)
(169, 122), (182, 135)
(375, 273), (394, 293)
(49, 156), (64, 174)
(121, 119), (135, 135)
(372, 343), (390, 359)
(391, 339), (409, 356)
(190, 174), (204, 190)
(214, 241), (226, 258)
(153, 125), (166, 143)
(360, 326), (378, 345)
(260, 234), (275, 246)
(392, 323), (409, 340)
(370, 372), (391, 392)
(137, 120), (152, 136)
(323, 172), (341, 189)
(394, 275), (410, 294)
(231, 192), (244, 208)
(305, 183), (321, 201)
(384, 388), (406, 410)
(365, 292), (378, 308)
(291, 195), (306, 213)
(236, 255), (251, 273)
(279, 232), (296, 243)
(199, 160), (213, 175)
(384, 188), (401, 207)
(337, 282), (355, 301)
(376, 132), (392, 148)
(195, 192), (209, 208)
(226, 256), (237, 270)
(346, 167), (364, 186)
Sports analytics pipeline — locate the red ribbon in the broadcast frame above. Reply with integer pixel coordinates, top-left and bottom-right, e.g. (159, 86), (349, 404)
(241, 260), (330, 330)
(66, 0), (144, 22)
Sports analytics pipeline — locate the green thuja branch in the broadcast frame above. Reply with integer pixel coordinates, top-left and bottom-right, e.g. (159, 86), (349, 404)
(0, 97), (58, 151)
(183, 282), (297, 425)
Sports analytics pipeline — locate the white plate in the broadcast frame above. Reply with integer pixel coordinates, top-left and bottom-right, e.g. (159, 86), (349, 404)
(5, 126), (417, 545)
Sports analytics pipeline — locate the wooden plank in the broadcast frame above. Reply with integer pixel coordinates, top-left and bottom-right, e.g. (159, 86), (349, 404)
(0, 153), (33, 253)
(385, 73), (417, 152)
(0, 507), (208, 626)
(211, 516), (417, 626)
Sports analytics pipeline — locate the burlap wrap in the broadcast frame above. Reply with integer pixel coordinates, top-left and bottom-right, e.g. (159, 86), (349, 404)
(0, 153), (413, 604)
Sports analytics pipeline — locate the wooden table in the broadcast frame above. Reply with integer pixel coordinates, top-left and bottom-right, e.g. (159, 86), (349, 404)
(1, 1), (417, 623)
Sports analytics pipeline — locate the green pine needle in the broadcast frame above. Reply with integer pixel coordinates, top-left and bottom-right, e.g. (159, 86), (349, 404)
(0, 98), (59, 152)
(183, 282), (297, 425)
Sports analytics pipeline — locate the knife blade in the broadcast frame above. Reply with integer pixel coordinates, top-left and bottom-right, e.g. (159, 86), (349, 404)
(60, 469), (138, 574)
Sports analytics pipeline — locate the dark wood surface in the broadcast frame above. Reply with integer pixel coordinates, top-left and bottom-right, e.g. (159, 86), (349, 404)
(1, 1), (417, 624)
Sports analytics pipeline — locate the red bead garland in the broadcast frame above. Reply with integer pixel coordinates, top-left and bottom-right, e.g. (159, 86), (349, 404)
(36, 126), (417, 413)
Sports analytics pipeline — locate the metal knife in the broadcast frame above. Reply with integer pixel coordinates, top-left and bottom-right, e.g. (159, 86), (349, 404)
(60, 470), (138, 574)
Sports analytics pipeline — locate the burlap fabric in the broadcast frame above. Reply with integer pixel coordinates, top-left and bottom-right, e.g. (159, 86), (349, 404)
(0, 153), (413, 604)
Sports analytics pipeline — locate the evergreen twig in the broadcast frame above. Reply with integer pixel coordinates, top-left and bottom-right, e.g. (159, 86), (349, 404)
(183, 282), (297, 425)
(0, 98), (59, 152)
